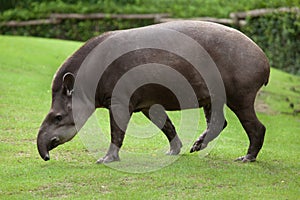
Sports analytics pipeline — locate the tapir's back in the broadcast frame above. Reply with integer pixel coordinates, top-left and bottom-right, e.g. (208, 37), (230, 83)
(150, 21), (270, 90)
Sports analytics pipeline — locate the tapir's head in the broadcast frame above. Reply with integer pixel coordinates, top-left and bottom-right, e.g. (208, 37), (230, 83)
(37, 72), (77, 161)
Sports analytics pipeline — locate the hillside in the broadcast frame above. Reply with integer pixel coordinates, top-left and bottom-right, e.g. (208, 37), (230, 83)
(0, 35), (299, 199)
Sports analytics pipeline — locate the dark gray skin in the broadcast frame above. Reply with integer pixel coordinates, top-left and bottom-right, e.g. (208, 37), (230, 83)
(37, 21), (270, 163)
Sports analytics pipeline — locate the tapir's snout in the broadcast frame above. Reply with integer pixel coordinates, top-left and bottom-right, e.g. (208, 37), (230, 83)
(37, 130), (51, 161)
(37, 129), (60, 161)
(43, 154), (50, 161)
(37, 118), (77, 161)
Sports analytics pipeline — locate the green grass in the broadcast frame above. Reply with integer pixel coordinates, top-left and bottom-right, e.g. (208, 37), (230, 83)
(0, 35), (299, 199)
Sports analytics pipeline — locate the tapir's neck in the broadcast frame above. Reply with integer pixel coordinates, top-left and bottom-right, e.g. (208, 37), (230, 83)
(52, 32), (114, 94)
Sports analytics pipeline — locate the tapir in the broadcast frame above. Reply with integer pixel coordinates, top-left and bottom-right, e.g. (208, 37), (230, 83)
(37, 21), (270, 163)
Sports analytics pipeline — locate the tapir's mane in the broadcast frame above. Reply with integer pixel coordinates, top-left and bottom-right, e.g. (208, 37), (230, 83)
(51, 32), (115, 94)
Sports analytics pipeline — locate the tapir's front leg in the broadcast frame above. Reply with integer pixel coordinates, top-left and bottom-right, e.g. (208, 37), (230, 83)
(97, 105), (131, 164)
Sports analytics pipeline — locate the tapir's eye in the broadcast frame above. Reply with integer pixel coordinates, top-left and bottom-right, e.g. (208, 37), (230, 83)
(55, 114), (63, 122)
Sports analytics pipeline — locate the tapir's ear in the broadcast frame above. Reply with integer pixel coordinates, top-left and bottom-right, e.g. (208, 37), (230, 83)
(62, 72), (75, 96)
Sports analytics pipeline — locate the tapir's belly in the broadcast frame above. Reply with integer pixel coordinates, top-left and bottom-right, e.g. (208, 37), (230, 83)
(129, 83), (210, 112)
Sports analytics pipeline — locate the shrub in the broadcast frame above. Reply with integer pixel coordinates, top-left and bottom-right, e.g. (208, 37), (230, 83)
(243, 11), (300, 75)
(0, 18), (154, 41)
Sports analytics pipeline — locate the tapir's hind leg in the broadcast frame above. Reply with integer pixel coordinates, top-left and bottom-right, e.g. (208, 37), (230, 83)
(190, 103), (227, 153)
(229, 102), (266, 162)
(142, 109), (182, 155)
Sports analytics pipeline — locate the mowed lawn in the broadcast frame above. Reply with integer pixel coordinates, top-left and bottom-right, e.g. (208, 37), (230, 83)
(0, 35), (299, 199)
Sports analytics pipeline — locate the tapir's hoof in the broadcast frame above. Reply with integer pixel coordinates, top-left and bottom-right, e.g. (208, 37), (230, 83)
(166, 149), (180, 155)
(166, 136), (182, 155)
(190, 140), (207, 153)
(234, 155), (256, 163)
(166, 140), (182, 155)
(96, 155), (120, 164)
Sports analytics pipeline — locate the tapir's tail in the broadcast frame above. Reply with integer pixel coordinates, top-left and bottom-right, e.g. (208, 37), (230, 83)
(264, 78), (269, 86)
(264, 58), (270, 86)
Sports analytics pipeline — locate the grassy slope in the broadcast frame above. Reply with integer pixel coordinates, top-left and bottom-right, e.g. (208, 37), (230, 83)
(0, 35), (299, 199)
